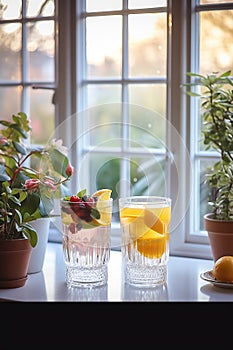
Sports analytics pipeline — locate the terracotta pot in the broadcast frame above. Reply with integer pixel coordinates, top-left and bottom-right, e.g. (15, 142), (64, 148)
(27, 217), (50, 274)
(0, 238), (32, 288)
(204, 213), (233, 261)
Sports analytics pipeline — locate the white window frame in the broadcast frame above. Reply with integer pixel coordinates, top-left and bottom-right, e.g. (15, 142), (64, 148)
(53, 0), (232, 259)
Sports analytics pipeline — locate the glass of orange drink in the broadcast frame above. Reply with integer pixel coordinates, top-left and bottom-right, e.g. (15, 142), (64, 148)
(60, 189), (113, 288)
(119, 196), (171, 287)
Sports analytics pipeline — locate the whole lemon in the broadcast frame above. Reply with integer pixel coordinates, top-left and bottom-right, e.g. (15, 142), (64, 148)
(213, 256), (233, 282)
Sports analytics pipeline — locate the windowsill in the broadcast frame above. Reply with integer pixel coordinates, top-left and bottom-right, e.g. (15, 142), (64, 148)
(0, 242), (232, 302)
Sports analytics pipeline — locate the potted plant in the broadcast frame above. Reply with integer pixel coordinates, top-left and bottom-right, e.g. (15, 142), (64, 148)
(0, 112), (74, 287)
(185, 70), (233, 261)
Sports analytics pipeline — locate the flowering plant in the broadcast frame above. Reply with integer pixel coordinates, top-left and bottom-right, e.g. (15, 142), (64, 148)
(0, 112), (74, 247)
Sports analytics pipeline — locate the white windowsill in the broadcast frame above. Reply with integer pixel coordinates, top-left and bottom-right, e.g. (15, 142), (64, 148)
(0, 242), (232, 302)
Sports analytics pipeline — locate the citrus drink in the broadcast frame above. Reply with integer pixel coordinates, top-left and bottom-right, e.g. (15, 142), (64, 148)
(119, 196), (171, 286)
(60, 189), (113, 287)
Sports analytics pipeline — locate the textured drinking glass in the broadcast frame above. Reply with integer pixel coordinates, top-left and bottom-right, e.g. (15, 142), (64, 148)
(119, 196), (171, 287)
(60, 198), (112, 287)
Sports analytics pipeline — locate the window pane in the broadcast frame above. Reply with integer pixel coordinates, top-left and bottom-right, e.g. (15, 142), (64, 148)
(87, 85), (121, 106)
(200, 0), (233, 3)
(129, 0), (167, 8)
(88, 155), (120, 221)
(0, 0), (21, 20)
(86, 0), (122, 12)
(200, 10), (233, 75)
(128, 156), (167, 196)
(0, 87), (21, 116)
(129, 13), (166, 77)
(89, 155), (167, 219)
(129, 84), (166, 118)
(27, 20), (54, 82)
(29, 88), (54, 144)
(26, 0), (55, 17)
(86, 16), (122, 78)
(0, 23), (21, 81)
(86, 102), (122, 146)
(129, 103), (166, 148)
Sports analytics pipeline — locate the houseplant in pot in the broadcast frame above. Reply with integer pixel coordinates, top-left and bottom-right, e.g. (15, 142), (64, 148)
(185, 70), (233, 261)
(0, 112), (74, 287)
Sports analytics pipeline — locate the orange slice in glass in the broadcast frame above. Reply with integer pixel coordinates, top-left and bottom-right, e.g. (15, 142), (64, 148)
(143, 209), (165, 234)
(135, 230), (168, 259)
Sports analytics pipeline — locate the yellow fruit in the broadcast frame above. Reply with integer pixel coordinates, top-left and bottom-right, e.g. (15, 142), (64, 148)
(92, 189), (112, 201)
(120, 207), (148, 240)
(120, 207), (165, 238)
(92, 189), (112, 226)
(120, 206), (169, 258)
(135, 231), (168, 259)
(144, 209), (164, 234)
(213, 256), (233, 282)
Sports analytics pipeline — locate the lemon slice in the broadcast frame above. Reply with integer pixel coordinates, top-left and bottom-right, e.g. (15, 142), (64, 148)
(92, 189), (112, 201)
(91, 189), (112, 226)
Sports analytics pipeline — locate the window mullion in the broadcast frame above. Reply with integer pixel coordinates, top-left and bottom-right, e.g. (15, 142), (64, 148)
(121, 1), (130, 197)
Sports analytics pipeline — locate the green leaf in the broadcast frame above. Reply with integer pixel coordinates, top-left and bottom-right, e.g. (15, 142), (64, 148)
(22, 223), (38, 247)
(39, 194), (54, 217)
(10, 123), (28, 139)
(90, 207), (100, 220)
(21, 193), (40, 216)
(0, 173), (10, 181)
(12, 141), (27, 155)
(50, 148), (69, 177)
(19, 191), (27, 202)
(15, 208), (23, 225)
(0, 120), (11, 127)
(77, 189), (86, 198)
(9, 195), (21, 206)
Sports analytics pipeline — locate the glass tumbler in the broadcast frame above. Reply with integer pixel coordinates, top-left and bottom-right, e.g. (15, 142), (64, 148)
(60, 198), (113, 288)
(119, 196), (171, 287)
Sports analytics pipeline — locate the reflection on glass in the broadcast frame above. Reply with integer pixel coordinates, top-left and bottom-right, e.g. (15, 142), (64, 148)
(86, 16), (122, 78)
(89, 155), (166, 199)
(123, 282), (169, 301)
(88, 153), (167, 221)
(129, 13), (167, 77)
(129, 156), (166, 196)
(23, 272), (48, 300)
(66, 285), (108, 301)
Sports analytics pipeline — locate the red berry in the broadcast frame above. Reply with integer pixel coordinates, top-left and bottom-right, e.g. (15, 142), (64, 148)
(70, 195), (81, 202)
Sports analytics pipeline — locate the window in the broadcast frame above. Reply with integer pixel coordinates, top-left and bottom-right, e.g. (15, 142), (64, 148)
(1, 0), (233, 259)
(0, 0), (56, 144)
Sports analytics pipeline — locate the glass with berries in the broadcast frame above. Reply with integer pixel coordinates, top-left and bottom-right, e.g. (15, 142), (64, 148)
(60, 189), (113, 288)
